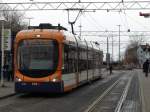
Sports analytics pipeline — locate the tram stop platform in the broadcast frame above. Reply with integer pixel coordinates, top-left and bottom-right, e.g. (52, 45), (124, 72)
(138, 69), (150, 112)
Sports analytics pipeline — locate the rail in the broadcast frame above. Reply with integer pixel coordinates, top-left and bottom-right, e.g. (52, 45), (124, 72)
(84, 72), (133, 112)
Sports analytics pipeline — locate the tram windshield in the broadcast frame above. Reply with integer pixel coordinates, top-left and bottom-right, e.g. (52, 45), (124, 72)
(17, 39), (59, 78)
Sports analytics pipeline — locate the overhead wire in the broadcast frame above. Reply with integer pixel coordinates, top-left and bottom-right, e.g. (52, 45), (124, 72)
(119, 12), (127, 30)
(121, 0), (130, 31)
(118, 0), (150, 46)
(118, 0), (131, 42)
(85, 11), (107, 31)
(126, 14), (150, 31)
(82, 12), (113, 53)
(84, 11), (112, 46)
(120, 0), (150, 32)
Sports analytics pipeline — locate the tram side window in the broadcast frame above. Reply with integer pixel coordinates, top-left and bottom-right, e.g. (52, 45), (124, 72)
(62, 44), (77, 74)
(88, 50), (94, 69)
(78, 48), (87, 71)
(92, 51), (97, 69)
(94, 52), (100, 69)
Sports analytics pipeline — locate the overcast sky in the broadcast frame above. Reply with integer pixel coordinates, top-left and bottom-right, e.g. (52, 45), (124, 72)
(2, 0), (150, 61)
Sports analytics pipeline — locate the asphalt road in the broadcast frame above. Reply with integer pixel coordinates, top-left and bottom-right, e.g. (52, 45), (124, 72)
(0, 71), (129, 112)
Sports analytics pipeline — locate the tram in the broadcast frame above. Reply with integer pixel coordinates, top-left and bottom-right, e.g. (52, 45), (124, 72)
(14, 23), (103, 93)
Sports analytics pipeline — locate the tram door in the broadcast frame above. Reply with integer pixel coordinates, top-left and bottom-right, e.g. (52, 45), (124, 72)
(62, 44), (79, 86)
(69, 44), (79, 85)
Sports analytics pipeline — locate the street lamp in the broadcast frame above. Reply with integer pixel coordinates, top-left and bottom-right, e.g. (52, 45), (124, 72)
(0, 15), (6, 87)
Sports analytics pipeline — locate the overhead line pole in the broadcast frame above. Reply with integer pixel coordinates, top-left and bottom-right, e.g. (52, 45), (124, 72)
(106, 36), (109, 69)
(117, 25), (121, 63)
(112, 36), (114, 62)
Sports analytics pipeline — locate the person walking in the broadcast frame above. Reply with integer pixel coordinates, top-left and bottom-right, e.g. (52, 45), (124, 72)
(3, 64), (9, 80)
(143, 59), (149, 77)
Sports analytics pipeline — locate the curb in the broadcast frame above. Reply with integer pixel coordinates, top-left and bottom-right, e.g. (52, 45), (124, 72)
(0, 93), (17, 100)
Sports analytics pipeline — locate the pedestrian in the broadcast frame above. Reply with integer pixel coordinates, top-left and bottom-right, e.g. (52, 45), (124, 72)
(9, 66), (14, 81)
(143, 59), (149, 77)
(7, 64), (13, 81)
(109, 64), (113, 75)
(3, 64), (9, 80)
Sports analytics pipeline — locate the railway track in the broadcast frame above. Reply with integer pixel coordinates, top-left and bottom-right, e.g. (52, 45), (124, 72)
(84, 72), (133, 112)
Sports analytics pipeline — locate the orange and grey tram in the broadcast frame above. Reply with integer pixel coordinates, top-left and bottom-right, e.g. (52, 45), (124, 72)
(14, 23), (103, 93)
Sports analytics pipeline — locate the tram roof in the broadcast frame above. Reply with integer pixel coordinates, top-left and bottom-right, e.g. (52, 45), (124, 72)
(16, 23), (102, 52)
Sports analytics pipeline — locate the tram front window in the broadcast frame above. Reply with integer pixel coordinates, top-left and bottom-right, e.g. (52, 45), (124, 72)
(17, 39), (59, 78)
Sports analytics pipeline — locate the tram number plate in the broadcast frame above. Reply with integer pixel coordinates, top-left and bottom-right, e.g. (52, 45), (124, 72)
(32, 83), (38, 86)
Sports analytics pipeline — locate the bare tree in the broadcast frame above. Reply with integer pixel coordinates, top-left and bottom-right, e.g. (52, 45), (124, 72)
(1, 6), (27, 33)
(124, 32), (147, 65)
(0, 5), (28, 74)
(128, 32), (146, 48)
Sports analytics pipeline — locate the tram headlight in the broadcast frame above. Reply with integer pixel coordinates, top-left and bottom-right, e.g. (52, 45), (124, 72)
(52, 78), (59, 82)
(15, 77), (22, 82)
(52, 74), (60, 82)
(52, 78), (57, 82)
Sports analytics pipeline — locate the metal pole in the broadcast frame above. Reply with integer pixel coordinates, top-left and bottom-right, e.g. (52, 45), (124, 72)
(28, 17), (33, 27)
(112, 36), (113, 62)
(79, 24), (82, 37)
(79, 19), (82, 39)
(117, 25), (121, 63)
(106, 37), (109, 68)
(107, 37), (109, 55)
(24, 17), (33, 29)
(29, 19), (30, 26)
(1, 20), (4, 87)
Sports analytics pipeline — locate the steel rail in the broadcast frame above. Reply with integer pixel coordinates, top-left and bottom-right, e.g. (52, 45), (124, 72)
(84, 77), (121, 112)
(114, 73), (133, 112)
(84, 73), (133, 112)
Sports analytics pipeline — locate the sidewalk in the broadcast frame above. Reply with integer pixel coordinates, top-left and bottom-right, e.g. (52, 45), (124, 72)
(0, 81), (16, 99)
(138, 69), (150, 112)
